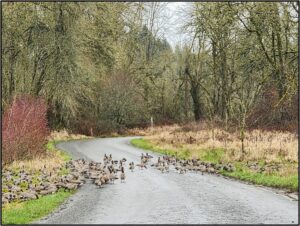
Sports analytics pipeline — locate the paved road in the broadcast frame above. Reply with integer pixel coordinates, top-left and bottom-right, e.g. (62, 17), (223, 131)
(37, 137), (298, 224)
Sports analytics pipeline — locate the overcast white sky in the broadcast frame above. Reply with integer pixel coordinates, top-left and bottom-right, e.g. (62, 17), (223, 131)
(164, 2), (192, 49)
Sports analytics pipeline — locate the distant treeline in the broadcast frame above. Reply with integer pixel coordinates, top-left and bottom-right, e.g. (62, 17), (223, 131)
(2, 2), (298, 135)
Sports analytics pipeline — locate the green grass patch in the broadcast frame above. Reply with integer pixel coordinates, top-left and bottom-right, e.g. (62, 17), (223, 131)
(46, 140), (71, 175)
(131, 138), (191, 159)
(131, 138), (154, 150)
(2, 190), (74, 224)
(131, 138), (298, 192)
(200, 148), (224, 163)
(131, 138), (224, 161)
(221, 164), (298, 191)
(46, 140), (72, 161)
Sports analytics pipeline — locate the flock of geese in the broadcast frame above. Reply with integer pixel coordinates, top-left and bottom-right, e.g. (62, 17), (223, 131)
(69, 151), (223, 189)
(137, 152), (235, 174)
(2, 151), (234, 205)
(92, 151), (233, 180)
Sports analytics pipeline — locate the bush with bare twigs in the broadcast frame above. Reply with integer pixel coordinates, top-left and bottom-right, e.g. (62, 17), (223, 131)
(2, 95), (50, 165)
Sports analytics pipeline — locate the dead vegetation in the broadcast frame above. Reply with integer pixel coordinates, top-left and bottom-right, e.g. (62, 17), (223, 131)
(130, 122), (298, 190)
(129, 122), (298, 164)
(4, 130), (90, 176)
(48, 129), (89, 142)
(7, 154), (65, 174)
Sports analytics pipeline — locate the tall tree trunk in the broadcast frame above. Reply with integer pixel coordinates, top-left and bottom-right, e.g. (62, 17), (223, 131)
(184, 72), (189, 120)
(220, 46), (228, 120)
(190, 83), (202, 121)
(8, 50), (17, 100)
(212, 40), (219, 116)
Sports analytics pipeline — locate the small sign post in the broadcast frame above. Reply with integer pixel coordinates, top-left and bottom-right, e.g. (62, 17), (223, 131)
(150, 116), (153, 130)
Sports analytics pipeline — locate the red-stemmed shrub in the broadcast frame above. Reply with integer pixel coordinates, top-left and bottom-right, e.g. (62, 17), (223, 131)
(247, 84), (298, 133)
(2, 95), (50, 165)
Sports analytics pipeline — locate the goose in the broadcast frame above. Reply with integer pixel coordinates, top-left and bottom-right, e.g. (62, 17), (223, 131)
(54, 180), (66, 189)
(164, 162), (170, 173)
(207, 167), (215, 173)
(121, 158), (127, 166)
(39, 190), (51, 195)
(179, 168), (185, 174)
(199, 165), (206, 173)
(9, 185), (21, 193)
(2, 193), (13, 202)
(27, 184), (36, 191)
(69, 178), (84, 186)
(157, 157), (162, 164)
(111, 165), (116, 173)
(179, 166), (187, 174)
(95, 163), (103, 171)
(102, 173), (110, 183)
(40, 181), (51, 189)
(64, 183), (78, 190)
(2, 196), (9, 205)
(142, 158), (148, 164)
(141, 154), (147, 164)
(186, 165), (194, 171)
(109, 169), (117, 184)
(70, 171), (81, 179)
(157, 164), (165, 173)
(194, 165), (205, 175)
(104, 166), (110, 175)
(120, 167), (125, 183)
(20, 191), (38, 200)
(129, 162), (135, 172)
(11, 194), (17, 202)
(146, 153), (153, 158)
(95, 176), (103, 188)
(34, 182), (46, 191)
(136, 162), (147, 170)
(39, 185), (57, 195)
(103, 154), (108, 162)
(108, 154), (112, 162)
(89, 169), (101, 180)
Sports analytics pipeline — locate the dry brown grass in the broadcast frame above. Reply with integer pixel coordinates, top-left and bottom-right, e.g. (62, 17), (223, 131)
(6, 152), (64, 173)
(130, 122), (298, 164)
(48, 129), (89, 141)
(4, 130), (90, 172)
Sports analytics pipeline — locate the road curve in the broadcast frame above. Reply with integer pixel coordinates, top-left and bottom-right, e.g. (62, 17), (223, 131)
(36, 137), (298, 224)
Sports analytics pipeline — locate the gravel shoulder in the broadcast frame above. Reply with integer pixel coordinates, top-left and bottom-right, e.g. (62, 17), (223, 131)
(36, 137), (298, 224)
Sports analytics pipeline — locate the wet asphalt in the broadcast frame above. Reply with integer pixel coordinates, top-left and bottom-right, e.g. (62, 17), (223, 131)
(36, 137), (298, 224)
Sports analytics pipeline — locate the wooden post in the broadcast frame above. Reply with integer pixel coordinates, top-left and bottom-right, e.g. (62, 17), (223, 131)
(150, 117), (153, 129)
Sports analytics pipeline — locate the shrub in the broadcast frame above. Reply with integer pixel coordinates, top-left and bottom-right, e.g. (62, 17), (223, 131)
(247, 84), (298, 132)
(2, 95), (50, 165)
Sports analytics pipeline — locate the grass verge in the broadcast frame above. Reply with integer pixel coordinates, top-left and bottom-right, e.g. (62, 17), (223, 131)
(2, 139), (74, 225)
(221, 164), (298, 191)
(2, 190), (74, 224)
(46, 140), (72, 162)
(131, 138), (191, 159)
(131, 138), (298, 192)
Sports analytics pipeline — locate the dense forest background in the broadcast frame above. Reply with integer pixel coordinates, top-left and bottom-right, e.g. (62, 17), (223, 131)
(2, 2), (298, 135)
